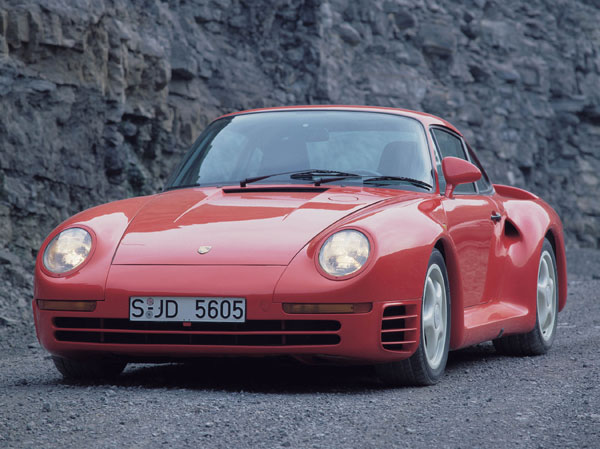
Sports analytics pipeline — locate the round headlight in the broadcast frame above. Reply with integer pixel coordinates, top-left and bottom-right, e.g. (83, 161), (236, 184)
(318, 230), (370, 277)
(43, 228), (92, 274)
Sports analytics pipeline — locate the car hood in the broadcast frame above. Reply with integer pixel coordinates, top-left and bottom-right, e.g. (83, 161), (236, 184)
(112, 186), (391, 265)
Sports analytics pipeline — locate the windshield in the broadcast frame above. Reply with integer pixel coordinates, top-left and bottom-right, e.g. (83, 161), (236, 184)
(166, 110), (434, 191)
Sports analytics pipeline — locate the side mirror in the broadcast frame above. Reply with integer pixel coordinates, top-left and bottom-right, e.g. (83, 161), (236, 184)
(441, 157), (481, 198)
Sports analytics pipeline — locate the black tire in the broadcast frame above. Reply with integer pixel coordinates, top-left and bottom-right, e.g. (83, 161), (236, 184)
(376, 248), (451, 386)
(493, 238), (558, 356)
(52, 356), (127, 380)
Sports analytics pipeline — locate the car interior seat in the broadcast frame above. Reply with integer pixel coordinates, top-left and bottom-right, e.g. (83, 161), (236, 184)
(259, 136), (310, 174)
(378, 141), (427, 180)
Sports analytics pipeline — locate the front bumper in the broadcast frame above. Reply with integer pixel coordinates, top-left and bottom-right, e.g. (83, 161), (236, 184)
(33, 265), (420, 364)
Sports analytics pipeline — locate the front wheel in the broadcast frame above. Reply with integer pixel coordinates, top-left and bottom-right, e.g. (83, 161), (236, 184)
(52, 356), (127, 380)
(493, 238), (558, 356)
(376, 248), (451, 386)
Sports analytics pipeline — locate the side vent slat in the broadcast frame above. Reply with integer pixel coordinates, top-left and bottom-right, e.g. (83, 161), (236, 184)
(380, 303), (419, 352)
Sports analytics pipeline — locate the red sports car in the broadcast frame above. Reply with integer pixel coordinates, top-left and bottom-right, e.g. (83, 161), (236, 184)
(33, 106), (567, 385)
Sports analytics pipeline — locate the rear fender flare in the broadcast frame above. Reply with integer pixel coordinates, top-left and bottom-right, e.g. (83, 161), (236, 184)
(497, 198), (567, 324)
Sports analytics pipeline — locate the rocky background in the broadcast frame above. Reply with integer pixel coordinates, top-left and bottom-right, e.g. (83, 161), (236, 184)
(0, 0), (599, 327)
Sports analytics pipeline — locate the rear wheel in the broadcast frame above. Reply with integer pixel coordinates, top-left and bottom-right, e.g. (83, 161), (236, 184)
(493, 238), (558, 356)
(52, 356), (127, 380)
(376, 249), (451, 386)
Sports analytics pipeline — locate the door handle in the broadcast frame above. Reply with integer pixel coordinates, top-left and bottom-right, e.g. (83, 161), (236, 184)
(491, 212), (502, 222)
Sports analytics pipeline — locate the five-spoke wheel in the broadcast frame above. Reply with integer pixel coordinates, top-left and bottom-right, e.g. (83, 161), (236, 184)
(422, 264), (448, 371)
(537, 249), (557, 342)
(376, 248), (451, 386)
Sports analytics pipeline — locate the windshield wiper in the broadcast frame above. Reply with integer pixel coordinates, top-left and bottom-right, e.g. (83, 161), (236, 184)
(240, 169), (361, 187)
(362, 176), (432, 190)
(288, 169), (361, 179)
(289, 169), (362, 186)
(181, 171), (431, 190)
(239, 170), (310, 187)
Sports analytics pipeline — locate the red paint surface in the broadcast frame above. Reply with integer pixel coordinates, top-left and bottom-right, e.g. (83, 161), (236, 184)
(112, 187), (387, 266)
(32, 107), (567, 363)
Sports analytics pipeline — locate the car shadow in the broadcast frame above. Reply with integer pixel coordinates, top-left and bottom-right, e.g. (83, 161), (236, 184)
(64, 357), (382, 393)
(59, 343), (507, 393)
(445, 342), (503, 370)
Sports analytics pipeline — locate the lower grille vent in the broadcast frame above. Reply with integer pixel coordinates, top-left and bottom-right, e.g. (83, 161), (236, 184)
(53, 318), (341, 347)
(380, 303), (419, 352)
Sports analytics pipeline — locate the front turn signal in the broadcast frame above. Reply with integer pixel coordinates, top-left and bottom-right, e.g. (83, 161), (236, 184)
(283, 303), (372, 314)
(37, 300), (97, 312)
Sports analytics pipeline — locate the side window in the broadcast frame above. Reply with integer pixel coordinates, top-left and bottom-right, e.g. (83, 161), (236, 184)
(431, 128), (476, 194)
(466, 144), (493, 193)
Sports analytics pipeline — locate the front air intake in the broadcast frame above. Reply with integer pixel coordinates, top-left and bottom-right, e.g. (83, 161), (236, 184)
(380, 303), (419, 352)
(53, 318), (341, 347)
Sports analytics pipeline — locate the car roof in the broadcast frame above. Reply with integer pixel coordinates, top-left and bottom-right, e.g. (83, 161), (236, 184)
(215, 105), (462, 136)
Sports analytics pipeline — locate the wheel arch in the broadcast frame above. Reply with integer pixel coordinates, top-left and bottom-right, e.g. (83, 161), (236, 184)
(544, 227), (568, 312)
(433, 237), (465, 350)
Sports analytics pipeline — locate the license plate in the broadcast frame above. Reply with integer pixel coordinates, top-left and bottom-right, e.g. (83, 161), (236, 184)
(129, 297), (246, 322)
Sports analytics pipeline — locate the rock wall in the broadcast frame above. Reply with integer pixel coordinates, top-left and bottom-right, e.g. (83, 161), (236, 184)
(0, 0), (599, 324)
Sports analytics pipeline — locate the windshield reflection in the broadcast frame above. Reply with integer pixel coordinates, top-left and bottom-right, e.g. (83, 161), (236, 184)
(167, 111), (433, 191)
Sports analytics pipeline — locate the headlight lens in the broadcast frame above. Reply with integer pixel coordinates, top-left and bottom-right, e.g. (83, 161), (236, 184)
(43, 228), (92, 274)
(318, 230), (370, 277)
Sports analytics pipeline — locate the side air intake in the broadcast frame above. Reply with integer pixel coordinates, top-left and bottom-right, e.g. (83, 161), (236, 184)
(504, 219), (520, 238)
(381, 303), (419, 352)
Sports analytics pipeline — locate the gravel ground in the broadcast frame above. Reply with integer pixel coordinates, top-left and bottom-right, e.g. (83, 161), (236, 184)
(0, 249), (599, 449)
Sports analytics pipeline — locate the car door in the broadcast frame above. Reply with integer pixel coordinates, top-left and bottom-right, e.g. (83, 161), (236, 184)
(431, 127), (501, 307)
